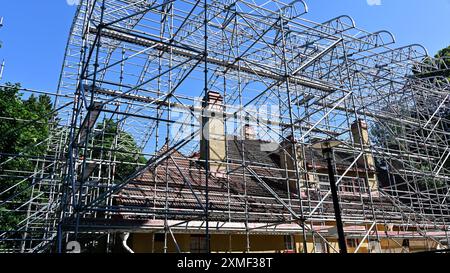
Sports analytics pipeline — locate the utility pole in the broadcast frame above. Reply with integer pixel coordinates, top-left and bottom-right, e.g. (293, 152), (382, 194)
(0, 16), (5, 80)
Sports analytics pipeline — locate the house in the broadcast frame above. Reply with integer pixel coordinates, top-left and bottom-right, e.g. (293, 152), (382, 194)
(90, 91), (445, 253)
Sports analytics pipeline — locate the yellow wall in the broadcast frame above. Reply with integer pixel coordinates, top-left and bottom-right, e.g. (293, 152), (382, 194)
(130, 232), (438, 253)
(132, 234), (289, 253)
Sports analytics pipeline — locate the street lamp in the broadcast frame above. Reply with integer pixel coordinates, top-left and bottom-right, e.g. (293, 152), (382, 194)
(312, 139), (348, 254)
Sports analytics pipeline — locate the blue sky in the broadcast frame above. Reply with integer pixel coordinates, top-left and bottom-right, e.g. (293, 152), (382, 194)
(0, 0), (449, 92)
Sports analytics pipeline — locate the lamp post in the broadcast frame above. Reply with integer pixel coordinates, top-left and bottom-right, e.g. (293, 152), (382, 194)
(312, 139), (348, 254)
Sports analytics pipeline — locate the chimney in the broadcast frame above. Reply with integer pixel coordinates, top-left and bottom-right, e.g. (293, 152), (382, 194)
(279, 136), (306, 193)
(351, 119), (370, 147)
(244, 124), (256, 140)
(200, 91), (226, 174)
(351, 119), (378, 191)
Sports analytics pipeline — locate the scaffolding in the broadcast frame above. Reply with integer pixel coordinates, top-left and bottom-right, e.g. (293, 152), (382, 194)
(1, 0), (450, 253)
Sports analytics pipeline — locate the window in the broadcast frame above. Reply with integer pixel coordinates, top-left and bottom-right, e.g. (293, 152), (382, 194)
(154, 233), (165, 242)
(368, 240), (382, 253)
(402, 239), (410, 248)
(346, 238), (359, 248)
(318, 175), (330, 191)
(284, 235), (295, 252)
(340, 179), (354, 193)
(190, 235), (208, 253)
(353, 178), (369, 194)
(314, 242), (328, 253)
(318, 175), (329, 183)
(339, 178), (369, 194)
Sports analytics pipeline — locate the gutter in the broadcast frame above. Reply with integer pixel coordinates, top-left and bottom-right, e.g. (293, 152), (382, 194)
(120, 233), (134, 253)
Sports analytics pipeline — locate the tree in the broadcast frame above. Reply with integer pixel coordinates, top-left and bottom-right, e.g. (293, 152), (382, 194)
(434, 45), (450, 80)
(0, 84), (146, 250)
(373, 45), (450, 191)
(92, 119), (147, 182)
(0, 83), (54, 245)
(414, 45), (450, 80)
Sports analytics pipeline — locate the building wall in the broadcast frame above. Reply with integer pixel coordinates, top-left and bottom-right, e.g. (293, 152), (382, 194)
(131, 234), (288, 253)
(129, 232), (437, 253)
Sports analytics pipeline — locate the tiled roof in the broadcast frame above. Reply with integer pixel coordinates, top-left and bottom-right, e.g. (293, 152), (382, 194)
(112, 139), (396, 224)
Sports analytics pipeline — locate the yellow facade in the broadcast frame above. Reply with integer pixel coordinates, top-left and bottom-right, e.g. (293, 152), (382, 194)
(129, 232), (435, 253)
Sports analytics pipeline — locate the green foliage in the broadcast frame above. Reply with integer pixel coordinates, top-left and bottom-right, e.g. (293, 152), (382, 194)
(92, 119), (147, 181)
(0, 207), (20, 231)
(0, 83), (146, 250)
(414, 45), (450, 80)
(435, 45), (450, 80)
(375, 45), (450, 190)
(0, 83), (54, 238)
(371, 121), (402, 149)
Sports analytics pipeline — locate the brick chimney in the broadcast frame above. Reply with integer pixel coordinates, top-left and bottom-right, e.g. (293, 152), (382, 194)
(351, 119), (378, 191)
(279, 136), (306, 193)
(200, 91), (226, 174)
(244, 124), (256, 140)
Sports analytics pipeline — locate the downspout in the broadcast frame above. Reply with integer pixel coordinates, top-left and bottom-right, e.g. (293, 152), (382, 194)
(120, 233), (134, 253)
